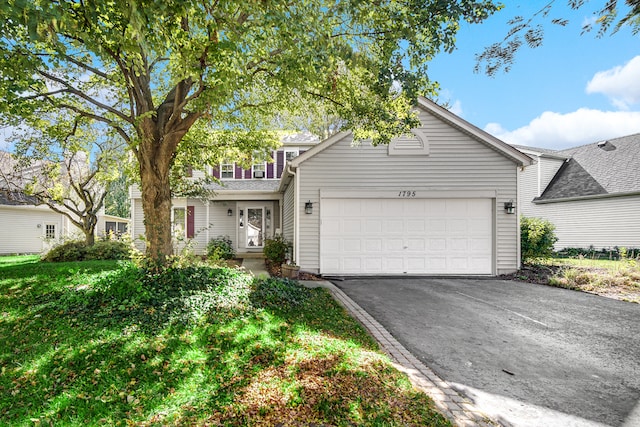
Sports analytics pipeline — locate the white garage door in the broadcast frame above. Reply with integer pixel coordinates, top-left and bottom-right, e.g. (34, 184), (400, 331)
(320, 198), (493, 275)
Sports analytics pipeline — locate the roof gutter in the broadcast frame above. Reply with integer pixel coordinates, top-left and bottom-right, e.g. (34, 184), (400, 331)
(533, 190), (640, 204)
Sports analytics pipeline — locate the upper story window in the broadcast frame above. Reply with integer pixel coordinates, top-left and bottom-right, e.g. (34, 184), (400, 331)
(252, 162), (266, 178)
(284, 149), (299, 164)
(220, 163), (234, 179)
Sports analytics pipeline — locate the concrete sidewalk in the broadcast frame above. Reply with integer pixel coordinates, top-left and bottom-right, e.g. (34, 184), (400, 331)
(240, 258), (269, 278)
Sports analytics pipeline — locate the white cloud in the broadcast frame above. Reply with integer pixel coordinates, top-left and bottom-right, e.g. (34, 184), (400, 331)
(586, 55), (640, 109)
(485, 108), (640, 150)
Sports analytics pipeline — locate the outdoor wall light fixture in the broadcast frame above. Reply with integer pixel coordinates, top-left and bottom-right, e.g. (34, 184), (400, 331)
(227, 208), (233, 216)
(305, 200), (313, 214)
(504, 200), (515, 214)
(239, 209), (244, 227)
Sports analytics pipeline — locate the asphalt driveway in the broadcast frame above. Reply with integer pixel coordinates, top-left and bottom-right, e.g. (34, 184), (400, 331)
(333, 278), (640, 427)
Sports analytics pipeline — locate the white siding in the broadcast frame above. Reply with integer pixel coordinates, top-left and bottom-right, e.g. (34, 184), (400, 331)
(520, 156), (565, 218)
(132, 199), (146, 252)
(540, 157), (564, 192)
(0, 206), (68, 254)
(519, 163), (539, 218)
(527, 195), (640, 250)
(297, 108), (520, 275)
(207, 201), (237, 251)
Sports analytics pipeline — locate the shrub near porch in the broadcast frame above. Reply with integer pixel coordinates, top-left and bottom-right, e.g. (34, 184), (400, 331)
(0, 257), (450, 426)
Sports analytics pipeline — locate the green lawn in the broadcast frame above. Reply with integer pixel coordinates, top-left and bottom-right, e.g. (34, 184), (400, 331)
(551, 257), (635, 271)
(0, 256), (450, 426)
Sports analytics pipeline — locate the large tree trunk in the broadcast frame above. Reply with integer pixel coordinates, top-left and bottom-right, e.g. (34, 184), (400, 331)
(140, 159), (174, 264)
(84, 228), (95, 246)
(138, 131), (181, 265)
(134, 78), (200, 265)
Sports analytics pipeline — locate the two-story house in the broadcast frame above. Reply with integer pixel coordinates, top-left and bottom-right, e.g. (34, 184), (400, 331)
(130, 97), (532, 276)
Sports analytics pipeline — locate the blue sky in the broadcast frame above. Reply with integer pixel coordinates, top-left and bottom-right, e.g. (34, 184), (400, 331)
(428, 2), (640, 150)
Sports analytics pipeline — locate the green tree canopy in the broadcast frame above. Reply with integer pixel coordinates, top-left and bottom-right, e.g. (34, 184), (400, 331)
(0, 0), (502, 263)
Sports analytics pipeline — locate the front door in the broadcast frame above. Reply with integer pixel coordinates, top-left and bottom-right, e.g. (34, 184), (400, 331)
(245, 207), (264, 248)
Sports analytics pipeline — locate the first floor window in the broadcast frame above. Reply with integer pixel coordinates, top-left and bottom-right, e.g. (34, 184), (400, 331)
(173, 207), (186, 239)
(45, 224), (56, 239)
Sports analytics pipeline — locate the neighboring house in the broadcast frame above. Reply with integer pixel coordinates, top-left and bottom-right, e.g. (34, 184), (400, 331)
(131, 97), (532, 275)
(0, 189), (72, 254)
(516, 133), (640, 251)
(0, 151), (129, 254)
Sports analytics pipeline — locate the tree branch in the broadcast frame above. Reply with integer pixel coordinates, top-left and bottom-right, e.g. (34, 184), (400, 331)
(37, 69), (133, 124)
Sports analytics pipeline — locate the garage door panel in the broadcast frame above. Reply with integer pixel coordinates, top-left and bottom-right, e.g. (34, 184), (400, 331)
(364, 239), (382, 252)
(383, 257), (404, 272)
(386, 219), (404, 233)
(364, 219), (382, 233)
(343, 239), (361, 252)
(471, 238), (492, 251)
(321, 198), (493, 275)
(407, 238), (426, 251)
(407, 257), (426, 271)
(343, 219), (362, 233)
(386, 239), (404, 251)
(343, 257), (362, 272)
(364, 258), (383, 272)
(449, 238), (468, 251)
(407, 219), (426, 233)
(429, 238), (447, 251)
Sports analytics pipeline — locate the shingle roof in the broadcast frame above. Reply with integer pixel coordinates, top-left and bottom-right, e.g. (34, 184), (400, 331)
(536, 133), (640, 201)
(511, 144), (563, 156)
(0, 189), (38, 206)
(205, 180), (280, 192)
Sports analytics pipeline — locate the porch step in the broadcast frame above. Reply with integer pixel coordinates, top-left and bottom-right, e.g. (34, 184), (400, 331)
(237, 252), (266, 259)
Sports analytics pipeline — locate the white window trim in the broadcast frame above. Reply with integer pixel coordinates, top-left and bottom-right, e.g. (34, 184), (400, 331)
(44, 223), (57, 240)
(171, 206), (187, 239)
(284, 149), (299, 165)
(220, 162), (234, 180)
(252, 162), (267, 177)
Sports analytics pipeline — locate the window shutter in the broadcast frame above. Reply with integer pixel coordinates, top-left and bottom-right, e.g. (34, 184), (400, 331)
(187, 206), (195, 238)
(276, 151), (284, 178)
(186, 165), (193, 177)
(212, 165), (220, 179)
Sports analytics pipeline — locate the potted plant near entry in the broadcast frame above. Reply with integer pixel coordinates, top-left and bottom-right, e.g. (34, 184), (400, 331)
(281, 260), (300, 279)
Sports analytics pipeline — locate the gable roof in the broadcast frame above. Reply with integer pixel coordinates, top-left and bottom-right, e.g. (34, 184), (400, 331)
(283, 97), (532, 173)
(536, 133), (640, 202)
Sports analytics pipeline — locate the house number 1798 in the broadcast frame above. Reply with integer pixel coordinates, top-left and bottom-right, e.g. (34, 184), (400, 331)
(398, 191), (416, 198)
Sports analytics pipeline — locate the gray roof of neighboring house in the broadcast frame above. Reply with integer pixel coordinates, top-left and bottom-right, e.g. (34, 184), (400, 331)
(536, 133), (640, 201)
(0, 189), (38, 206)
(205, 180), (280, 192)
(280, 131), (320, 145)
(511, 144), (563, 156)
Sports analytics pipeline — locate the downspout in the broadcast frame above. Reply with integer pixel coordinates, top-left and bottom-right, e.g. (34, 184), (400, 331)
(286, 164), (299, 264)
(516, 165), (522, 270)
